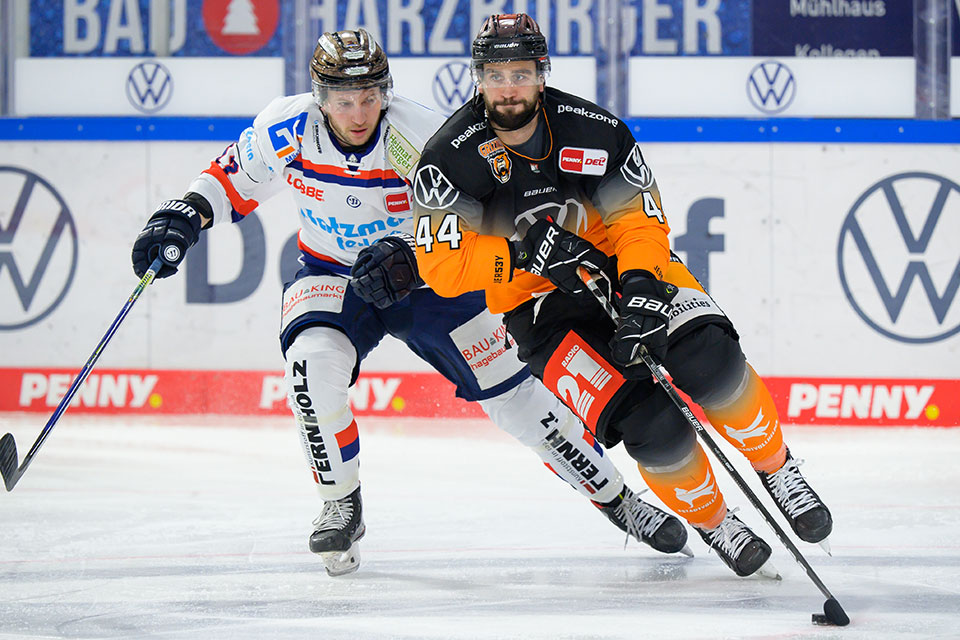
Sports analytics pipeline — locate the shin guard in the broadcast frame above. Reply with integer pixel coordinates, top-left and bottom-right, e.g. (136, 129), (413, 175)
(285, 327), (361, 501)
(703, 364), (786, 474)
(638, 443), (727, 530)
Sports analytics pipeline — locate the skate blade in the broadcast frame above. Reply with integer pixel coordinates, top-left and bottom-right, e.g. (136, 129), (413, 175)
(678, 544), (694, 558)
(320, 545), (361, 577)
(818, 537), (832, 556)
(755, 559), (781, 580)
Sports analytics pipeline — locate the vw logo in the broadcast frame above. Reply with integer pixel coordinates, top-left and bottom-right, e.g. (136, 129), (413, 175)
(0, 167), (79, 330)
(432, 61), (474, 115)
(838, 172), (960, 343)
(346, 195), (361, 208)
(746, 60), (796, 115)
(126, 61), (174, 114)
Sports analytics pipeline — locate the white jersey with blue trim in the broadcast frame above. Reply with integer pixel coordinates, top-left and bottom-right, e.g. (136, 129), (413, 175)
(188, 92), (445, 269)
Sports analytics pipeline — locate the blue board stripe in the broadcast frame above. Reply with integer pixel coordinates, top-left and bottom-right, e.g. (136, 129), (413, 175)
(1, 116), (958, 144)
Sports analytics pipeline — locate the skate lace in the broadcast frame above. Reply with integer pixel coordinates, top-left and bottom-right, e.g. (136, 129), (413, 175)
(765, 457), (819, 518)
(312, 496), (354, 533)
(617, 488), (669, 547)
(703, 509), (753, 559)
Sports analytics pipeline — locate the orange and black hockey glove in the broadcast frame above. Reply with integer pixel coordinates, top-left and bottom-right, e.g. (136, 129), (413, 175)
(512, 218), (607, 295)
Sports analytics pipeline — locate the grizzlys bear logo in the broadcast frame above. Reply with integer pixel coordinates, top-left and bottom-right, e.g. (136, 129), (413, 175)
(477, 138), (512, 184)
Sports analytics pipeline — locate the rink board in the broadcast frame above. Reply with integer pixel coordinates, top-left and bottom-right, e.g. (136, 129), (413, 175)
(0, 367), (957, 427)
(0, 134), (957, 424)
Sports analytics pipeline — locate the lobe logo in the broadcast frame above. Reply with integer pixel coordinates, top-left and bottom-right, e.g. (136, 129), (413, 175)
(0, 167), (78, 330)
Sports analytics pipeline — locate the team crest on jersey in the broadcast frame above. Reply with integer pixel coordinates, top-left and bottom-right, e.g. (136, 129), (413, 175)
(559, 147), (608, 176)
(477, 138), (512, 184)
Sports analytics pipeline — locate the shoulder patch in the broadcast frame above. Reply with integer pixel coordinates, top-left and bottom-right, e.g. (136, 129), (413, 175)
(621, 143), (655, 189)
(414, 164), (460, 209)
(386, 126), (420, 177)
(266, 113), (307, 164)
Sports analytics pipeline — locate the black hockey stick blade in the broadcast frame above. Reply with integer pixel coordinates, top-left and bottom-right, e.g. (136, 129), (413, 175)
(0, 433), (22, 492)
(812, 597), (850, 626)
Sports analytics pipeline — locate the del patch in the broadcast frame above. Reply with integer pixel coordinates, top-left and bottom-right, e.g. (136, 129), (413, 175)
(450, 310), (525, 390)
(559, 147), (608, 176)
(281, 275), (348, 334)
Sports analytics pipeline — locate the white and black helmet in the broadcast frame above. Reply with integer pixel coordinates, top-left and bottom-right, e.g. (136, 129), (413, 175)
(310, 29), (393, 107)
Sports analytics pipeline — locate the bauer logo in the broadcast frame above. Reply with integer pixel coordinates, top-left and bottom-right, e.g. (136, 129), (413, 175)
(0, 167), (79, 330)
(559, 147), (608, 176)
(126, 61), (173, 114)
(746, 60), (796, 115)
(432, 60), (474, 115)
(838, 172), (960, 343)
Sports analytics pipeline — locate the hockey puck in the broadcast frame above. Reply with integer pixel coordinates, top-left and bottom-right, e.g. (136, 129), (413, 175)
(812, 597), (850, 626)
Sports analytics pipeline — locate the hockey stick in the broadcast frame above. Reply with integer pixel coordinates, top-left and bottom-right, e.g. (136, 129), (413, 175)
(577, 268), (849, 627)
(0, 256), (165, 492)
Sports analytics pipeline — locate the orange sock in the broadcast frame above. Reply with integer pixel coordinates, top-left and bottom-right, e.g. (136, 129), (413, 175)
(638, 443), (726, 530)
(703, 364), (786, 474)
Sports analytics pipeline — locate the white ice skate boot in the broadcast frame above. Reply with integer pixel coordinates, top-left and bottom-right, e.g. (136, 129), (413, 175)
(309, 486), (365, 576)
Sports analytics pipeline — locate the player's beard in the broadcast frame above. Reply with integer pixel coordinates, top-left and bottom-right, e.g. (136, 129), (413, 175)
(486, 95), (539, 130)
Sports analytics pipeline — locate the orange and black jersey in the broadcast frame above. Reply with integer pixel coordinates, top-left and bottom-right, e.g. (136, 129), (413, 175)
(412, 87), (671, 313)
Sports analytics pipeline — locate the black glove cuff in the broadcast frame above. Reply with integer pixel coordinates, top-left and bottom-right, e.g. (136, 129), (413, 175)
(509, 239), (532, 271)
(620, 269), (658, 286)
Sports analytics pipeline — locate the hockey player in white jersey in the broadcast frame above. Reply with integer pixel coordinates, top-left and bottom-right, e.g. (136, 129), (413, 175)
(130, 29), (689, 576)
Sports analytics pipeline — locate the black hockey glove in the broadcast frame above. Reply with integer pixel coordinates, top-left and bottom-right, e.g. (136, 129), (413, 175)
(512, 218), (608, 296)
(350, 235), (424, 309)
(131, 199), (204, 279)
(611, 271), (678, 368)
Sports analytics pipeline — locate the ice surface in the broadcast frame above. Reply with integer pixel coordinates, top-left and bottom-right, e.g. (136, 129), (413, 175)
(1, 416), (958, 639)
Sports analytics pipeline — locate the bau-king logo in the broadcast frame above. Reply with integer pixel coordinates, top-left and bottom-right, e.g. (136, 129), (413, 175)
(746, 60), (796, 115)
(838, 172), (960, 344)
(0, 167), (79, 330)
(126, 60), (174, 114)
(432, 61), (474, 115)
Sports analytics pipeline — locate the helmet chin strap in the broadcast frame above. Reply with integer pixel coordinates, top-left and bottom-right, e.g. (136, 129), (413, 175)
(487, 97), (543, 132)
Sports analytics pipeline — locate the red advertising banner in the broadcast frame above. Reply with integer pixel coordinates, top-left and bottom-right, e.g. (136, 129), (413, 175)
(0, 368), (956, 427)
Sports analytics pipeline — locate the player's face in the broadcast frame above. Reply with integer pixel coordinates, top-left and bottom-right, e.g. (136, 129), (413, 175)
(322, 88), (383, 146)
(478, 60), (542, 130)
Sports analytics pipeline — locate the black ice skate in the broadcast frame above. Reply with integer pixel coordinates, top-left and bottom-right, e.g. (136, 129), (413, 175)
(595, 486), (692, 556)
(309, 486), (366, 576)
(758, 449), (833, 552)
(696, 510), (778, 578)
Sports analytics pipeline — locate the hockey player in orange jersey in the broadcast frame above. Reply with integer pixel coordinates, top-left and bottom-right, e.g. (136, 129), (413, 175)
(412, 13), (833, 578)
